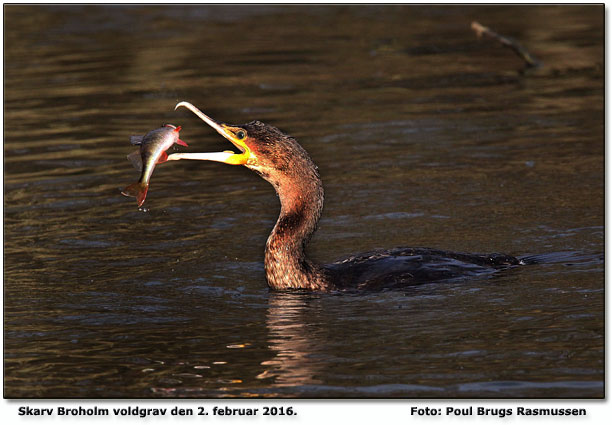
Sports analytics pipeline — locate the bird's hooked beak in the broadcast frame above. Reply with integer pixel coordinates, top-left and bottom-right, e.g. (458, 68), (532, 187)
(167, 101), (251, 165)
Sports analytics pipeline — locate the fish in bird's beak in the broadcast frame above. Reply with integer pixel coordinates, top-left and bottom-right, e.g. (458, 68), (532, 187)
(121, 124), (187, 207)
(167, 101), (252, 165)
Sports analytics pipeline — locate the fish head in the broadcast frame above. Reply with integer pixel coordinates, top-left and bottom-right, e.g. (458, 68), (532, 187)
(161, 123), (188, 147)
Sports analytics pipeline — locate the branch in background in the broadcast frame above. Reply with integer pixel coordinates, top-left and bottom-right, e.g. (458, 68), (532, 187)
(471, 21), (540, 69)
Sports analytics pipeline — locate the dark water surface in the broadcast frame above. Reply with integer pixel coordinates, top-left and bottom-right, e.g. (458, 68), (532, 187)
(3, 5), (603, 398)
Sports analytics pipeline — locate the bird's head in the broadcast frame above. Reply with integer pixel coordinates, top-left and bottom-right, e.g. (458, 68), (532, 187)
(172, 101), (318, 183)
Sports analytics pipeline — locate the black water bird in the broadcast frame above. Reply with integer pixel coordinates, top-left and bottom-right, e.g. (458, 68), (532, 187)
(168, 101), (520, 292)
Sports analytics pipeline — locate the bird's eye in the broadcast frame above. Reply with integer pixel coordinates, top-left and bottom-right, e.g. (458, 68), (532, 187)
(236, 130), (246, 140)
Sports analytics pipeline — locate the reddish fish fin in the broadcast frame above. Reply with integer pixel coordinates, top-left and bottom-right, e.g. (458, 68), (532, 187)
(127, 150), (143, 171)
(136, 185), (149, 207)
(172, 125), (187, 146)
(130, 135), (145, 145)
(121, 182), (149, 207)
(157, 151), (168, 164)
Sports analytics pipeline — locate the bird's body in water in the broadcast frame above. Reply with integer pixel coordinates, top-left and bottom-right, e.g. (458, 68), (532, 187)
(168, 101), (521, 292)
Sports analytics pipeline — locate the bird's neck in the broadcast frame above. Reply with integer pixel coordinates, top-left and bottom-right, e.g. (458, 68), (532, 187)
(264, 173), (332, 291)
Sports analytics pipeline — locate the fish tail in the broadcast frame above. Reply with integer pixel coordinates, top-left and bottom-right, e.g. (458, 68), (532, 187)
(121, 182), (149, 207)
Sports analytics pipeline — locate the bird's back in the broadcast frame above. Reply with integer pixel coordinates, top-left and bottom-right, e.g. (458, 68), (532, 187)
(325, 247), (521, 291)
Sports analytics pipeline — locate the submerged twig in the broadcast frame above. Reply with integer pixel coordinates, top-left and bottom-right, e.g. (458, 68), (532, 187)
(471, 21), (540, 69)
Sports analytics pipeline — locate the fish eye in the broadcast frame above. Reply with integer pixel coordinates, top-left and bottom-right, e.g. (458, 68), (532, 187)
(236, 130), (246, 140)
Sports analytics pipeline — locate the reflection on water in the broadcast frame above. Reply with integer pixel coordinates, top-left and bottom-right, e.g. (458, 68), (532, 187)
(3, 5), (603, 397)
(257, 293), (326, 393)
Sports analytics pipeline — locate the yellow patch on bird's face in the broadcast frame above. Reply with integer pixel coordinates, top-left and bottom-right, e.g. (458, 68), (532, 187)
(219, 124), (254, 165)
